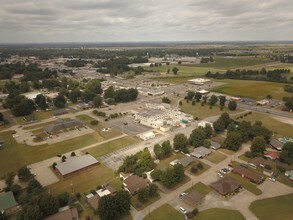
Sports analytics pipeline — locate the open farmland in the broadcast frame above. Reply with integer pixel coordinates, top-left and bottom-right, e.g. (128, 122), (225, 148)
(212, 79), (291, 100)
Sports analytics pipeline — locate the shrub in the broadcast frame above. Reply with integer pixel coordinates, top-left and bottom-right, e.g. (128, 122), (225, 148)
(244, 151), (252, 158)
(71, 152), (76, 157)
(90, 120), (99, 125)
(197, 162), (203, 169)
(62, 155), (66, 162)
(264, 164), (272, 170)
(276, 165), (286, 173)
(192, 208), (199, 216)
(191, 165), (198, 173)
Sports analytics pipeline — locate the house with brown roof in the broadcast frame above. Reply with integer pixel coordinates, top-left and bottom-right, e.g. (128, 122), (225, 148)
(210, 177), (241, 196)
(181, 190), (205, 207)
(87, 184), (117, 210)
(247, 157), (269, 169)
(123, 175), (148, 195)
(264, 151), (279, 160)
(233, 166), (264, 184)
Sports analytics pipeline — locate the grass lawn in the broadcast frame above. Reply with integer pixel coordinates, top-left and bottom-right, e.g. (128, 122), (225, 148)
(219, 149), (236, 156)
(156, 153), (186, 170)
(48, 165), (116, 195)
(0, 130), (108, 176)
(145, 64), (224, 76)
(196, 208), (245, 220)
(85, 136), (140, 158)
(205, 151), (227, 164)
(187, 160), (211, 176)
(179, 101), (242, 120)
(226, 173), (262, 195)
(143, 204), (185, 220)
(76, 114), (96, 123)
(186, 182), (212, 195)
(234, 112), (293, 137)
(33, 111), (51, 120)
(212, 79), (291, 100)
(131, 194), (161, 211)
(249, 193), (293, 220)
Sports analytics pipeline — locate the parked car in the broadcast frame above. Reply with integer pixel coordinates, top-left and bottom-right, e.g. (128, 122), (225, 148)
(179, 207), (187, 214)
(217, 173), (224, 178)
(268, 177), (276, 182)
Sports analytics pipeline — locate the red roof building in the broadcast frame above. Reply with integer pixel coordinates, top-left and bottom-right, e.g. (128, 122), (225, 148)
(264, 151), (279, 160)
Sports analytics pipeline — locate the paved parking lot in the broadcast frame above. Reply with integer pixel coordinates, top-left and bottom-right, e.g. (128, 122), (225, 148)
(106, 116), (151, 136)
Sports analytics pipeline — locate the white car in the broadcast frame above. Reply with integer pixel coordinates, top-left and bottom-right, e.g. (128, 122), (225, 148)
(217, 173), (224, 178)
(268, 177), (276, 182)
(179, 192), (187, 198)
(179, 207), (187, 214)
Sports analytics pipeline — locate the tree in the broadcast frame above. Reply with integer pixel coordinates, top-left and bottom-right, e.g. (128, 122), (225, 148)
(35, 94), (48, 110)
(93, 95), (103, 108)
(228, 100), (237, 111)
(53, 94), (66, 108)
(161, 140), (172, 158)
(148, 183), (158, 197)
(18, 204), (42, 220)
(187, 91), (195, 100)
(160, 168), (176, 188)
(104, 86), (115, 100)
(267, 94), (272, 99)
(39, 194), (60, 218)
(219, 96), (226, 107)
(57, 192), (70, 207)
(251, 136), (266, 157)
(151, 169), (162, 181)
(203, 124), (213, 138)
(194, 92), (202, 102)
(26, 179), (43, 195)
(173, 164), (185, 183)
(172, 67), (179, 75)
(11, 98), (36, 116)
(137, 187), (149, 203)
(154, 144), (163, 159)
(98, 190), (131, 220)
(68, 89), (81, 103)
(71, 152), (76, 157)
(85, 79), (103, 95)
(203, 139), (211, 148)
(280, 142), (293, 164)
(173, 133), (189, 152)
(223, 131), (242, 151)
(209, 95), (218, 106)
(213, 120), (225, 133)
(162, 97), (171, 104)
(283, 96), (293, 111)
(18, 166), (33, 182)
(4, 172), (15, 190)
(189, 128), (206, 147)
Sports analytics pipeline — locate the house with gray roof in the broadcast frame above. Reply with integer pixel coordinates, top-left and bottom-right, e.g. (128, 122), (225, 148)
(191, 146), (212, 158)
(55, 154), (98, 177)
(0, 191), (18, 216)
(211, 141), (221, 150)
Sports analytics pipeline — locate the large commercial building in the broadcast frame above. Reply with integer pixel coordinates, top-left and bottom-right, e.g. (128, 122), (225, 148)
(55, 154), (98, 178)
(187, 78), (211, 85)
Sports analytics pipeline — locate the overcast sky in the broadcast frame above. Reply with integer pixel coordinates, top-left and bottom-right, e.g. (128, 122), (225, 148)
(0, 0), (292, 43)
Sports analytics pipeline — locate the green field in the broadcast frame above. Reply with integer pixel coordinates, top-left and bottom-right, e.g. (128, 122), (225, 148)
(143, 204), (185, 220)
(48, 165), (117, 195)
(0, 130), (116, 176)
(205, 151), (227, 164)
(212, 79), (291, 100)
(194, 57), (271, 69)
(85, 136), (140, 158)
(180, 100), (242, 119)
(249, 194), (293, 220)
(196, 208), (245, 220)
(186, 182), (212, 195)
(234, 112), (293, 137)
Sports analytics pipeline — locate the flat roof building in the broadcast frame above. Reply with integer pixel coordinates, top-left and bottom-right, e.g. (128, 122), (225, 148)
(187, 78), (211, 85)
(55, 154), (98, 177)
(44, 119), (84, 134)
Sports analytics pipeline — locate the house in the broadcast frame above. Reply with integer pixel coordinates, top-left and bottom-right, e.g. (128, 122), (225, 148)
(210, 177), (241, 196)
(138, 131), (155, 141)
(210, 141), (221, 150)
(170, 156), (194, 168)
(23, 114), (36, 122)
(270, 139), (283, 151)
(181, 190), (205, 207)
(198, 121), (213, 128)
(0, 191), (18, 216)
(44, 207), (78, 220)
(233, 166), (264, 184)
(123, 175), (148, 195)
(87, 185), (117, 210)
(77, 103), (93, 110)
(52, 108), (68, 116)
(264, 151), (279, 160)
(55, 155), (98, 178)
(197, 89), (210, 96)
(119, 172), (133, 181)
(44, 119), (84, 134)
(285, 170), (293, 180)
(191, 147), (212, 159)
(247, 157), (269, 169)
(263, 168), (274, 177)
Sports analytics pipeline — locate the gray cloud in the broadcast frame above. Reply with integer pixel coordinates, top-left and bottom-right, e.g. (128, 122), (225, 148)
(0, 0), (292, 43)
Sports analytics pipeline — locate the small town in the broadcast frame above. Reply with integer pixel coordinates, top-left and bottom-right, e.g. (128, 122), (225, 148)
(0, 1), (292, 220)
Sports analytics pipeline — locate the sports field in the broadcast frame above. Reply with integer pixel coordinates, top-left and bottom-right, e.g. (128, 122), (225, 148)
(249, 194), (293, 220)
(212, 79), (291, 100)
